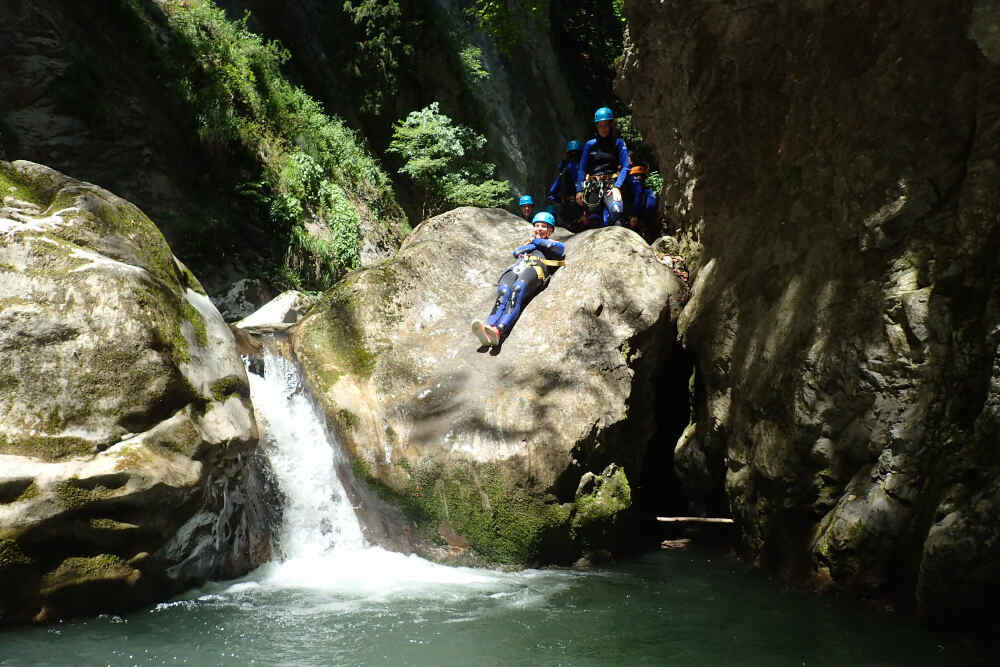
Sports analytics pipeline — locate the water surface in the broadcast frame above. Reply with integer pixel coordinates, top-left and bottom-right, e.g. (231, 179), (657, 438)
(0, 347), (980, 665)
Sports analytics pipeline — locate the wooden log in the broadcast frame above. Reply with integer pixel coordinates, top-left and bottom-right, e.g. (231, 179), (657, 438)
(660, 538), (691, 550)
(656, 516), (734, 524)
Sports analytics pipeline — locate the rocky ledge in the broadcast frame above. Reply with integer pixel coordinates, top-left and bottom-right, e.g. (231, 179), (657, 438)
(0, 161), (276, 625)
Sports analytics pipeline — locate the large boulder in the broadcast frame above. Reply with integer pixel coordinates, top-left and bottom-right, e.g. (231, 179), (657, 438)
(0, 161), (276, 624)
(617, 0), (1000, 627)
(291, 208), (684, 565)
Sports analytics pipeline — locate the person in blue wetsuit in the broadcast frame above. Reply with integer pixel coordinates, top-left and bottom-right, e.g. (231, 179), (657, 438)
(546, 140), (585, 231)
(472, 211), (566, 347)
(575, 107), (630, 227)
(518, 194), (535, 221)
(623, 165), (658, 233)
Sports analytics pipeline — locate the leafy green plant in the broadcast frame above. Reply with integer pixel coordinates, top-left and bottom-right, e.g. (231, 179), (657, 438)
(468, 0), (549, 53)
(459, 45), (491, 82)
(342, 0), (416, 116)
(147, 0), (405, 289)
(388, 102), (510, 219)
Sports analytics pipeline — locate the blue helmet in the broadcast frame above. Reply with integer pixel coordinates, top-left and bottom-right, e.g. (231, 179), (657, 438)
(594, 107), (614, 123)
(519, 195), (534, 207)
(566, 140), (582, 153)
(532, 211), (556, 228)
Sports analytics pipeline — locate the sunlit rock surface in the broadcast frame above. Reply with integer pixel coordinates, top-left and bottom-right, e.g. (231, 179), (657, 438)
(292, 207), (684, 565)
(0, 161), (275, 625)
(618, 0), (1000, 627)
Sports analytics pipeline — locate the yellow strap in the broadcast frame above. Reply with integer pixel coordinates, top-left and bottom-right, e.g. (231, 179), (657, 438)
(525, 256), (565, 268)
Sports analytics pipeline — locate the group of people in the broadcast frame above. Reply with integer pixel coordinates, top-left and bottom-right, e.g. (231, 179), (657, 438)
(516, 107), (659, 235)
(473, 107), (657, 348)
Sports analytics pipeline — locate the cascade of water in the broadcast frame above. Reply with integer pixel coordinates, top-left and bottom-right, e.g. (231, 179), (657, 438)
(246, 347), (365, 559)
(242, 340), (509, 594)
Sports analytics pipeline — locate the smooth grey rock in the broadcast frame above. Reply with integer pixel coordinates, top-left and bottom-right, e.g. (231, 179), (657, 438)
(291, 207), (684, 565)
(0, 161), (275, 625)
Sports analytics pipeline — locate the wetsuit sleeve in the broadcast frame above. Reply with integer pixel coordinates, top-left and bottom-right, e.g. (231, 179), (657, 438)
(614, 139), (630, 190)
(513, 244), (535, 257)
(577, 141), (595, 192)
(533, 238), (566, 259)
(546, 162), (563, 202)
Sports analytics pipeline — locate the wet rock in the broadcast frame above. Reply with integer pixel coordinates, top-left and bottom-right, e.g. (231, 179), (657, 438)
(618, 0), (1000, 627)
(0, 161), (276, 625)
(234, 290), (318, 333)
(291, 207), (684, 565)
(213, 279), (275, 323)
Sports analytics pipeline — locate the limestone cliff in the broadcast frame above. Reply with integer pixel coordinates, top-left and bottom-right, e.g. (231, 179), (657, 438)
(291, 208), (684, 565)
(0, 161), (276, 624)
(618, 0), (1000, 627)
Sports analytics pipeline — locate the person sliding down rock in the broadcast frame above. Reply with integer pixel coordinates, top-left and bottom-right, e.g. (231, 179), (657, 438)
(473, 211), (566, 347)
(575, 107), (630, 228)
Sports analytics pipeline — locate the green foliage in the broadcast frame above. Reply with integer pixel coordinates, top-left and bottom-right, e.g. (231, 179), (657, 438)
(616, 114), (658, 171)
(469, 0), (550, 53)
(388, 102), (510, 218)
(550, 0), (624, 109)
(342, 0), (416, 116)
(646, 170), (664, 196)
(138, 1), (404, 290)
(459, 45), (490, 82)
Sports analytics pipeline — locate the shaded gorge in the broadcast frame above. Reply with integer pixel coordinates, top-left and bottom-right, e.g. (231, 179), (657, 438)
(0, 344), (985, 665)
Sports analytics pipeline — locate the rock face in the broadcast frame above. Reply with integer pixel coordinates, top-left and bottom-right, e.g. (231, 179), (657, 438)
(0, 161), (276, 624)
(618, 1), (1000, 626)
(291, 208), (683, 565)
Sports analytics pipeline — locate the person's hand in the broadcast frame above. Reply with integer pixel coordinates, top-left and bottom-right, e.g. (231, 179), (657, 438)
(575, 191), (584, 206)
(611, 187), (622, 202)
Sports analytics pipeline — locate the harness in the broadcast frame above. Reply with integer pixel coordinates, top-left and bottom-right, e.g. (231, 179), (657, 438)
(515, 255), (566, 282)
(582, 173), (618, 213)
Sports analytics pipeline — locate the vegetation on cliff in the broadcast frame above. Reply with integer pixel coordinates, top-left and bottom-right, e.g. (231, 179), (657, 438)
(388, 103), (510, 218)
(113, 0), (406, 290)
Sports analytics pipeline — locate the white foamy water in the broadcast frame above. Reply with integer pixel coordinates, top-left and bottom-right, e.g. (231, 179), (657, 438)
(245, 346), (528, 597)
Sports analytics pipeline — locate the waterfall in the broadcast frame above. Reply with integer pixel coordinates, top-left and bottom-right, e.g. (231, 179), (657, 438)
(243, 342), (501, 593)
(246, 347), (364, 558)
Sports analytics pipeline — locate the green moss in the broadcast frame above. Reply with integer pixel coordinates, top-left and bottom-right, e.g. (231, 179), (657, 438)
(17, 482), (40, 503)
(135, 285), (192, 364)
(0, 162), (49, 207)
(55, 482), (114, 510)
(180, 298), (208, 347)
(571, 466), (632, 544)
(41, 554), (131, 593)
(0, 539), (33, 568)
(112, 446), (154, 472)
(89, 518), (137, 531)
(337, 408), (360, 431)
(297, 283), (378, 393)
(355, 455), (574, 566)
(210, 375), (248, 402)
(0, 432), (95, 461)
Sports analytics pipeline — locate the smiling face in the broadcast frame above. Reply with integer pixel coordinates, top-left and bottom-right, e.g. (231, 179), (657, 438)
(533, 222), (553, 239)
(596, 120), (612, 138)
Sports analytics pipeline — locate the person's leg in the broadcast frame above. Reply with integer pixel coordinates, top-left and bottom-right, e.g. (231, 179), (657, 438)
(604, 187), (624, 226)
(495, 268), (541, 336)
(487, 270), (516, 328)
